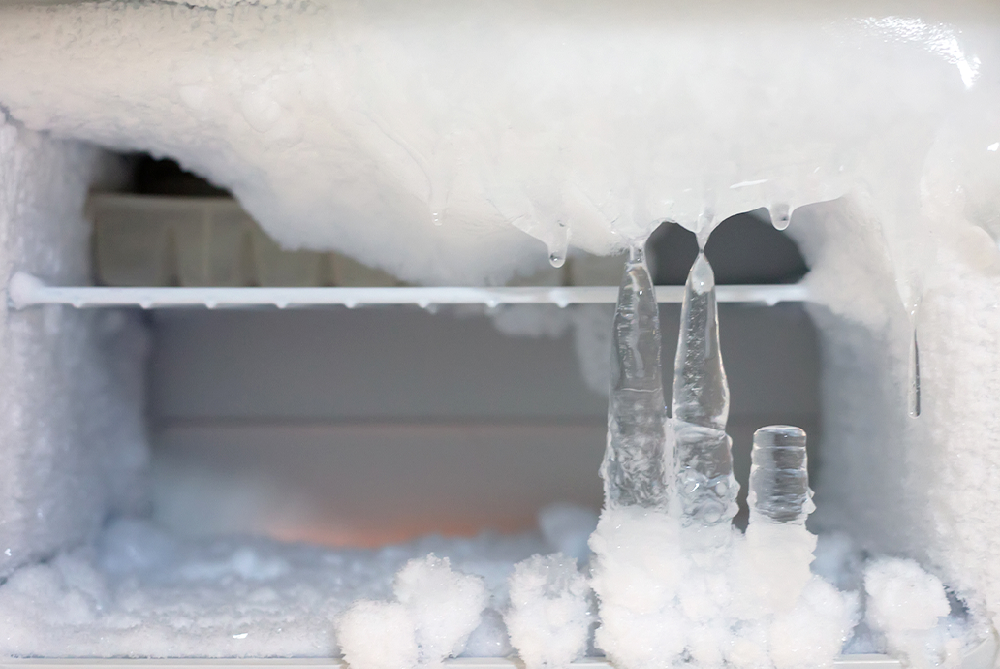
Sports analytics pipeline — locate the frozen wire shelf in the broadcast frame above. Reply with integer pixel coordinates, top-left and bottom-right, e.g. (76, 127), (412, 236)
(0, 650), (991, 669)
(7, 272), (809, 310)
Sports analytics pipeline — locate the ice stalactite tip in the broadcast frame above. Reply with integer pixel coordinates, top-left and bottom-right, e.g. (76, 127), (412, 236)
(690, 251), (715, 296)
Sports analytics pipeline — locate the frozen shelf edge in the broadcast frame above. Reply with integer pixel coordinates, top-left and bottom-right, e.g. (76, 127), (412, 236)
(5, 631), (1000, 669)
(7, 272), (809, 310)
(2, 628), (998, 669)
(0, 649), (992, 669)
(0, 658), (930, 669)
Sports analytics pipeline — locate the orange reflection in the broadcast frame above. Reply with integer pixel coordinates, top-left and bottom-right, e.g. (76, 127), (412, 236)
(265, 516), (534, 549)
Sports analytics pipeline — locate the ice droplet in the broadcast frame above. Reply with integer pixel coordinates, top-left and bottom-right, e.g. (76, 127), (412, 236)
(769, 203), (792, 231)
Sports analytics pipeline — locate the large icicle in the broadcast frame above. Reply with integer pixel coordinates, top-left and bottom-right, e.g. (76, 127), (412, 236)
(600, 245), (671, 509)
(672, 251), (738, 524)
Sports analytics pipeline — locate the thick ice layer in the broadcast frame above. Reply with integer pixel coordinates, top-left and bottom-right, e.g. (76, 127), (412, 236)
(602, 249), (670, 509)
(672, 252), (738, 525)
(0, 1), (996, 284)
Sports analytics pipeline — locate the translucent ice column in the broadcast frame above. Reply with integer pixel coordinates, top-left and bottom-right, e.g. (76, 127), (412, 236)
(747, 426), (814, 525)
(672, 252), (738, 524)
(600, 245), (670, 509)
(739, 425), (817, 613)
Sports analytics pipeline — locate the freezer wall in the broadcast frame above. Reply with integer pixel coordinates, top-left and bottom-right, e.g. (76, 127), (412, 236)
(792, 197), (1000, 628)
(0, 118), (149, 575)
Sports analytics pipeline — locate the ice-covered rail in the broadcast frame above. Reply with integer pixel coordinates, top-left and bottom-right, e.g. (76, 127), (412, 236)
(0, 645), (996, 669)
(7, 272), (808, 310)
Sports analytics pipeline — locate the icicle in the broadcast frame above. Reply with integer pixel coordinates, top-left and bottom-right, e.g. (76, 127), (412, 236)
(672, 249), (738, 525)
(547, 221), (569, 268)
(600, 243), (671, 509)
(908, 328), (921, 418)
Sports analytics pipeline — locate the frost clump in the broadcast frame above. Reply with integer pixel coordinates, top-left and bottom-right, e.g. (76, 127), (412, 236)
(336, 601), (420, 669)
(766, 577), (859, 669)
(864, 557), (958, 669)
(504, 553), (591, 669)
(337, 554), (487, 669)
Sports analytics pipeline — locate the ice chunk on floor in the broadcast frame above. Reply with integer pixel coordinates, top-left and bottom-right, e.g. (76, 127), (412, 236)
(336, 601), (419, 669)
(864, 557), (958, 668)
(504, 554), (591, 669)
(767, 577), (860, 669)
(588, 507), (689, 668)
(393, 555), (487, 665)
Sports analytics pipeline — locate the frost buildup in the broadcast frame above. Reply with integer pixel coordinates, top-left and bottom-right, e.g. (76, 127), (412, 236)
(601, 244), (671, 509)
(504, 554), (592, 669)
(863, 557), (960, 669)
(336, 555), (487, 669)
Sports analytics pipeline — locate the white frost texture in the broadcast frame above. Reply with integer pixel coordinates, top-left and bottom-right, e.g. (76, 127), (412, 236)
(863, 557), (964, 669)
(504, 554), (591, 669)
(0, 519), (537, 658)
(0, 118), (148, 577)
(0, 0), (996, 282)
(589, 508), (861, 669)
(0, 0), (999, 663)
(336, 601), (419, 669)
(336, 554), (487, 669)
(393, 555), (488, 665)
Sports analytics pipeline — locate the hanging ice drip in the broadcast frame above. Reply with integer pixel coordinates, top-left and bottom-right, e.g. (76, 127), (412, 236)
(908, 300), (922, 419)
(671, 235), (738, 525)
(600, 243), (670, 509)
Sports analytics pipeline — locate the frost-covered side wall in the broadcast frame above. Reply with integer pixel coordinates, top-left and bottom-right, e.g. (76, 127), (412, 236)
(0, 119), (148, 575)
(791, 194), (1000, 630)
